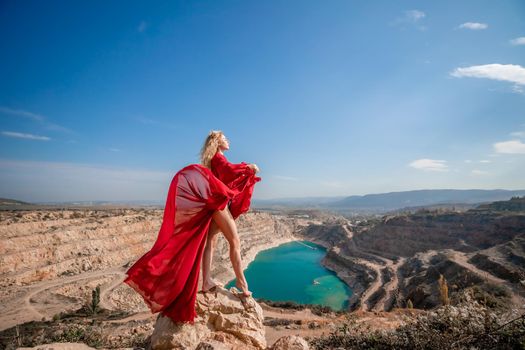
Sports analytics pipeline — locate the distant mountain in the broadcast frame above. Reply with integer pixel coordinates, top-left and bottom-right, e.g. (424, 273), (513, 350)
(0, 198), (164, 209)
(476, 195), (525, 212)
(5, 189), (525, 213)
(33, 200), (164, 207)
(0, 198), (31, 206)
(328, 189), (525, 212)
(252, 196), (347, 208)
(254, 189), (525, 214)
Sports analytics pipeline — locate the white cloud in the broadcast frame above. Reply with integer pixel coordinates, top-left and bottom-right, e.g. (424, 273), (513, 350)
(137, 21), (148, 33)
(451, 64), (525, 85)
(273, 175), (298, 181)
(1, 131), (51, 141)
(471, 169), (489, 175)
(406, 10), (426, 21)
(493, 140), (525, 154)
(510, 131), (525, 138)
(459, 22), (488, 30)
(510, 37), (525, 46)
(43, 122), (72, 133)
(0, 106), (44, 121)
(409, 159), (449, 172)
(390, 10), (427, 30)
(465, 159), (491, 164)
(512, 84), (524, 94)
(0, 106), (72, 133)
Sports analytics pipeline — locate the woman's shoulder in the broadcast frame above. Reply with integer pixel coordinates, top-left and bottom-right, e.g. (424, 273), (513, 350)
(212, 151), (226, 162)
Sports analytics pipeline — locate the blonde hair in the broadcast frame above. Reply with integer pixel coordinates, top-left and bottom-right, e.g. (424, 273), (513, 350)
(200, 130), (224, 168)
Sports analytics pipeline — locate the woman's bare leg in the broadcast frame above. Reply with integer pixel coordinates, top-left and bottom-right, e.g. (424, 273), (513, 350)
(212, 206), (252, 297)
(201, 220), (221, 291)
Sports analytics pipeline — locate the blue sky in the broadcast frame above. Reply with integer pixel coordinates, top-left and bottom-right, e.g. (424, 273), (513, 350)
(1, 0), (524, 202)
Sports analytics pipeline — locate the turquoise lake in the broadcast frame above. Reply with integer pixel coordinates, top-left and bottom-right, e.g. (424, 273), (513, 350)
(225, 240), (352, 310)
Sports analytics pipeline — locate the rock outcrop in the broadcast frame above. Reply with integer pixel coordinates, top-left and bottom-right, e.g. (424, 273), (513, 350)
(149, 287), (313, 350)
(269, 335), (309, 350)
(17, 343), (97, 350)
(150, 287), (266, 350)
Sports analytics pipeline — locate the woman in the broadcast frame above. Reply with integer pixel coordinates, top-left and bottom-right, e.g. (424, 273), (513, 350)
(201, 132), (260, 296)
(123, 130), (260, 324)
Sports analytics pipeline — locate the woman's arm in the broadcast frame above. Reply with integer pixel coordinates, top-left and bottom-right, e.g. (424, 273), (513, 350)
(211, 152), (262, 220)
(246, 163), (259, 173)
(211, 153), (256, 183)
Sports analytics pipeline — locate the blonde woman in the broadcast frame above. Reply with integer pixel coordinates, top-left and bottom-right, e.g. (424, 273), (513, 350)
(200, 131), (260, 297)
(124, 130), (261, 324)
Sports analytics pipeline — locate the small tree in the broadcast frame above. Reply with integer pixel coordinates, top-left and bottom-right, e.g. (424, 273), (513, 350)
(407, 299), (413, 309)
(438, 274), (450, 306)
(90, 285), (101, 315)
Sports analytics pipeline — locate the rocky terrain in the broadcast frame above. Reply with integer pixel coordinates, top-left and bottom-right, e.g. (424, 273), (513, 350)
(1, 196), (524, 348)
(301, 197), (525, 315)
(0, 207), (347, 348)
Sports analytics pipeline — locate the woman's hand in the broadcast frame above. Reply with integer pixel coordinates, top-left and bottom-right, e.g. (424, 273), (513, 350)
(247, 163), (259, 173)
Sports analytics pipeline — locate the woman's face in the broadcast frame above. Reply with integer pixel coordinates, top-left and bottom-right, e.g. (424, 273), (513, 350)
(219, 134), (230, 150)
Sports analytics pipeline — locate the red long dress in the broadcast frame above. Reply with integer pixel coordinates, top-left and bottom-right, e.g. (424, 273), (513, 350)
(123, 152), (261, 324)
(210, 152), (261, 219)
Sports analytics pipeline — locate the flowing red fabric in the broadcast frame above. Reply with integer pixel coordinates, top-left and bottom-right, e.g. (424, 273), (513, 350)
(211, 152), (261, 219)
(123, 152), (261, 324)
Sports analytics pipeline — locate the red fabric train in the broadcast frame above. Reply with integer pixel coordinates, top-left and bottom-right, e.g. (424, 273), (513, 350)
(123, 152), (261, 323)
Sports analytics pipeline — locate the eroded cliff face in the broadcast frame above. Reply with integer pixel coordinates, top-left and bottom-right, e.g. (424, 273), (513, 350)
(0, 209), (160, 289)
(298, 207), (525, 313)
(0, 208), (348, 349)
(352, 211), (525, 257)
(2, 201), (524, 348)
(0, 208), (316, 332)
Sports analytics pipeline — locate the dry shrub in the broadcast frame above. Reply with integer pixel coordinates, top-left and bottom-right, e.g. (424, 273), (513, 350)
(309, 289), (525, 349)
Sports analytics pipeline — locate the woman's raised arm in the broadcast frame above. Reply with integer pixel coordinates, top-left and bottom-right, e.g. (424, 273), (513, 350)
(211, 152), (256, 183)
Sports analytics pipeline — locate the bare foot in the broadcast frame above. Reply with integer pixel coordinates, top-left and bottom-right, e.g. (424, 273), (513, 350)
(235, 281), (252, 297)
(201, 279), (223, 293)
(231, 287), (255, 310)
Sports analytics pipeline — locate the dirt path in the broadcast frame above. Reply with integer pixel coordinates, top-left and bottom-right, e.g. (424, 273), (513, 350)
(99, 272), (127, 310)
(340, 222), (382, 311)
(450, 250), (506, 284)
(341, 221), (405, 312)
(449, 250), (525, 309)
(341, 223), (358, 250)
(261, 305), (328, 321)
(351, 257), (383, 311)
(105, 311), (157, 324)
(1, 267), (125, 331)
(371, 257), (406, 312)
(261, 304), (343, 346)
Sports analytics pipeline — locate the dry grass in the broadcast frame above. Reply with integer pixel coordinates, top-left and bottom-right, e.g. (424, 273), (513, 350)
(309, 289), (525, 349)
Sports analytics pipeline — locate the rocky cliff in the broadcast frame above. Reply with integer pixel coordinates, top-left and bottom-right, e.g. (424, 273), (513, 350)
(0, 208), (320, 348)
(2, 198), (525, 349)
(298, 202), (525, 313)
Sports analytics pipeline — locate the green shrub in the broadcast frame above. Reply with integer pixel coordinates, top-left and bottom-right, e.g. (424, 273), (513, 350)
(89, 285), (101, 315)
